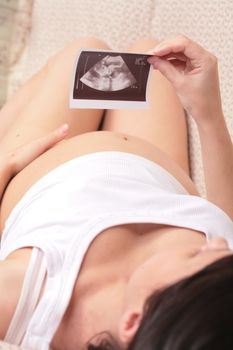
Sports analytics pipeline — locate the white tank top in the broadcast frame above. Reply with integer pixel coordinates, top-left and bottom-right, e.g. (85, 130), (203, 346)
(0, 151), (232, 350)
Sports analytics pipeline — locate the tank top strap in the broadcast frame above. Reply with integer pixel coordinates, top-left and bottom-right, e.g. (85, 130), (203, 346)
(4, 248), (47, 345)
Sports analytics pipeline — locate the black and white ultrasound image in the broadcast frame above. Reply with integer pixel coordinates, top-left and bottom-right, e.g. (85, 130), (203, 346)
(72, 50), (151, 102)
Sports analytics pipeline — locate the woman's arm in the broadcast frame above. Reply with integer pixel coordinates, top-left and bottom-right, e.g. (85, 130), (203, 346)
(197, 115), (233, 219)
(148, 35), (233, 219)
(0, 124), (69, 203)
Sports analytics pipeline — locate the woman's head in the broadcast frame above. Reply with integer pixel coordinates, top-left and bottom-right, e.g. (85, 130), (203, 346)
(87, 253), (233, 350)
(118, 236), (233, 345)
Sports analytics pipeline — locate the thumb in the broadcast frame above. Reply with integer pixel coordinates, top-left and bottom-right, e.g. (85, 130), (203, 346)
(148, 56), (182, 87)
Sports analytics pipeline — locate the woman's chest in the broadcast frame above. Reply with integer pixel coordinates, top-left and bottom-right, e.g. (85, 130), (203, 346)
(77, 223), (207, 280)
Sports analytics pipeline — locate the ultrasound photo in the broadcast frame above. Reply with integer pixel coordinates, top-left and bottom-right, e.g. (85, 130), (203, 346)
(70, 49), (152, 109)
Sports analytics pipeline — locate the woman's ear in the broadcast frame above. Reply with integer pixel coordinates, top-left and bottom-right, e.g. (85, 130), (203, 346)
(118, 310), (142, 345)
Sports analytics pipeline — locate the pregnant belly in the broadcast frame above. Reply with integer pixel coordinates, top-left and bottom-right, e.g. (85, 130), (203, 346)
(0, 130), (198, 232)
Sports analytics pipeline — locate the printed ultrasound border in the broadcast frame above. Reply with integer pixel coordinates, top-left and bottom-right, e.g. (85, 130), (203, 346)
(69, 48), (153, 109)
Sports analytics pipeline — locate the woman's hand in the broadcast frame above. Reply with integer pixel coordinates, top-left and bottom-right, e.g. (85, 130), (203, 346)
(0, 124), (69, 203)
(148, 35), (223, 127)
(1, 124), (69, 177)
(148, 36), (233, 218)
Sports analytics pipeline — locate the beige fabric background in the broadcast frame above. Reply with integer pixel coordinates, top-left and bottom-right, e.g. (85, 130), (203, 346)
(0, 0), (32, 106)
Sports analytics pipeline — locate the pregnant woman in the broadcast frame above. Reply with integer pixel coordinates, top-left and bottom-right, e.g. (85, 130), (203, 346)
(0, 35), (232, 350)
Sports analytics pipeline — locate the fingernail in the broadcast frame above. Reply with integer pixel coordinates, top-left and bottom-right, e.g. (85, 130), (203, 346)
(148, 43), (163, 54)
(153, 48), (161, 53)
(148, 56), (160, 64)
(147, 57), (153, 64)
(59, 123), (69, 134)
(152, 45), (167, 53)
(146, 49), (154, 54)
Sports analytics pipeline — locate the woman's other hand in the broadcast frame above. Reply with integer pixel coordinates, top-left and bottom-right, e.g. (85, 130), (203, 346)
(148, 35), (223, 127)
(2, 124), (69, 176)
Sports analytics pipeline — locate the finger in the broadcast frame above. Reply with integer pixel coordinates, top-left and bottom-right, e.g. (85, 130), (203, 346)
(150, 36), (205, 61)
(147, 47), (190, 62)
(161, 52), (187, 62)
(148, 56), (183, 86)
(169, 59), (186, 72)
(29, 123), (69, 155)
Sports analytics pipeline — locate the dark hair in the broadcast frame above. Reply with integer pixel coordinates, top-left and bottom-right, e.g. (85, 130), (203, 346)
(86, 255), (233, 350)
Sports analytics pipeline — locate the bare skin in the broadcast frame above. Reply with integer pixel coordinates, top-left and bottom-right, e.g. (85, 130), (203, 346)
(0, 36), (232, 349)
